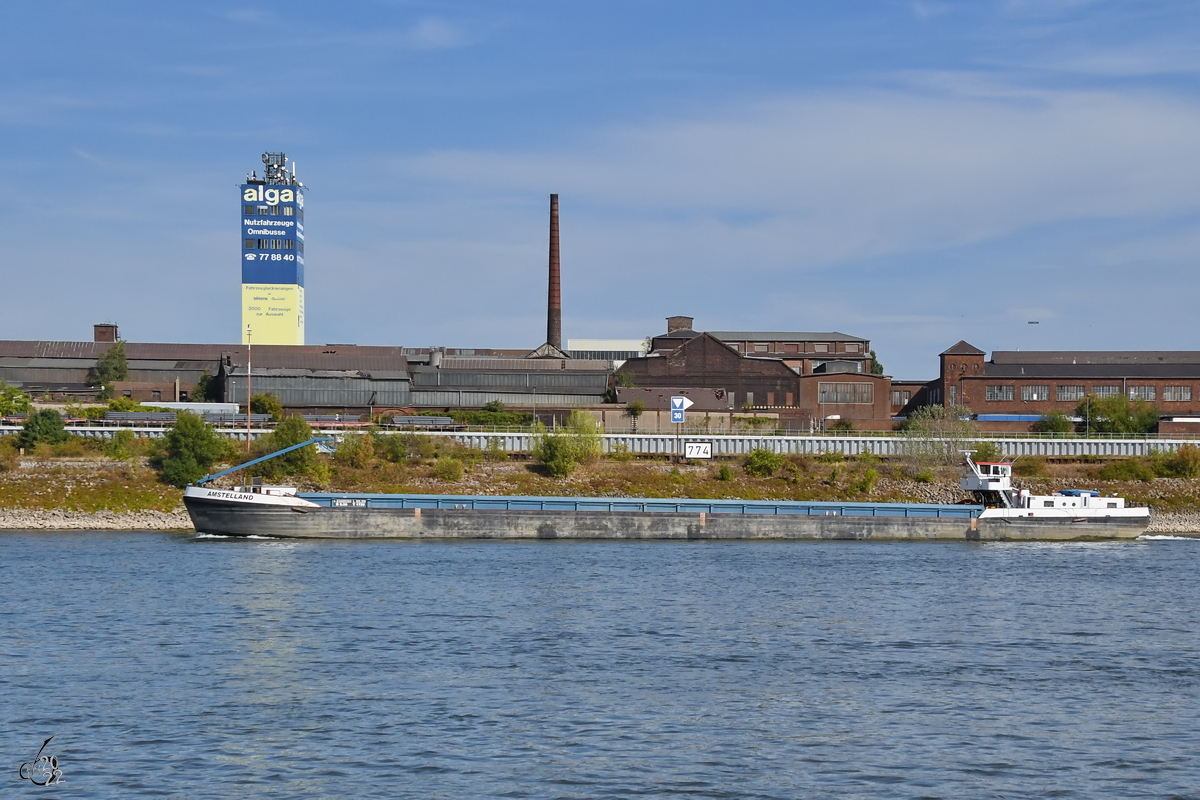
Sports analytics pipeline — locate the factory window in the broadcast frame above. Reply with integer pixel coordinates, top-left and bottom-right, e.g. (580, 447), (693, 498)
(745, 392), (755, 406)
(986, 385), (1014, 402)
(268, 205), (280, 215)
(1021, 385), (1050, 401)
(814, 343), (829, 353)
(1056, 385), (1085, 402)
(754, 343), (768, 353)
(786, 392), (794, 405)
(244, 238), (255, 249)
(244, 204), (256, 214)
(891, 390), (911, 407)
(256, 205), (269, 216)
(1128, 386), (1156, 401)
(256, 238), (270, 249)
(1092, 385), (1120, 398)
(296, 208), (304, 222)
(297, 242), (304, 254)
(151, 390), (162, 401)
(767, 392), (775, 406)
(1164, 386), (1193, 402)
(270, 239), (282, 250)
(783, 343), (798, 353)
(283, 239), (294, 250)
(819, 382), (874, 404)
(283, 205), (294, 216)
(845, 343), (861, 353)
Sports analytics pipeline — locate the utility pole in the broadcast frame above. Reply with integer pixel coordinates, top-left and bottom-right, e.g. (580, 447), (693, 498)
(246, 324), (253, 453)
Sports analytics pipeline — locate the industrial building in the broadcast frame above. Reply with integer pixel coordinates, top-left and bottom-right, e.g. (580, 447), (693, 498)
(930, 342), (1200, 430)
(618, 319), (894, 429)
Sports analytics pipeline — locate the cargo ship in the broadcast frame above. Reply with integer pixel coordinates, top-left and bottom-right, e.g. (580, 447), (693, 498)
(182, 442), (1149, 541)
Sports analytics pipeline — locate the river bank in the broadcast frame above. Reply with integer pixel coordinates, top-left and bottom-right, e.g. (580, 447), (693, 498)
(2, 456), (1198, 533)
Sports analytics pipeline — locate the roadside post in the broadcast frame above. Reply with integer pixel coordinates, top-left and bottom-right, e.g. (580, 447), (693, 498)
(671, 396), (693, 461)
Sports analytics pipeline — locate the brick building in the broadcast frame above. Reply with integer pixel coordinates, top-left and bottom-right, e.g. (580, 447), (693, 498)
(933, 341), (1200, 423)
(619, 326), (893, 428)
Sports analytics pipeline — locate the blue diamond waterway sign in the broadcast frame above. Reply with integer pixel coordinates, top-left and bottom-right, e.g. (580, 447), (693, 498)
(670, 395), (694, 424)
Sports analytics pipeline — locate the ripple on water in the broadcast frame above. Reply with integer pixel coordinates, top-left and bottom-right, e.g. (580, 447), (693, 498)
(1, 533), (1199, 798)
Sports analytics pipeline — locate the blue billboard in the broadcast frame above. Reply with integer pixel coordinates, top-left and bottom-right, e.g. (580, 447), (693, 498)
(241, 183), (305, 286)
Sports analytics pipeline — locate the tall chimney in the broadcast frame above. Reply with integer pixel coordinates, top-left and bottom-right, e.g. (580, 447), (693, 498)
(547, 194), (561, 350)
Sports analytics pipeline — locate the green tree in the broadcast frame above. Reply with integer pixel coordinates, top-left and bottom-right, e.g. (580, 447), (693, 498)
(0, 383), (32, 416)
(156, 411), (225, 488)
(250, 393), (284, 421)
(481, 400), (505, 413)
(1030, 412), (1072, 434)
(869, 350), (884, 375)
(1075, 394), (1159, 435)
(19, 409), (69, 448)
(624, 400), (645, 432)
(90, 341), (128, 398)
(193, 370), (221, 402)
(253, 416), (320, 478)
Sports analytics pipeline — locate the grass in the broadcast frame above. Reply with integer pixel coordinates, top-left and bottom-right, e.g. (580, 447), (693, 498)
(4, 447), (1200, 514)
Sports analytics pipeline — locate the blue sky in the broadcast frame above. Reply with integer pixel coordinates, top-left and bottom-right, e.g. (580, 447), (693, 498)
(3, 1), (1200, 377)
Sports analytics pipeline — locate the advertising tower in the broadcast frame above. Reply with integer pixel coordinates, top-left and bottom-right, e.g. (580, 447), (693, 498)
(241, 152), (305, 345)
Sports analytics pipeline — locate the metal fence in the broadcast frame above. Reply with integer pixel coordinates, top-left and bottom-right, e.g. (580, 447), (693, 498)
(0, 424), (1193, 457)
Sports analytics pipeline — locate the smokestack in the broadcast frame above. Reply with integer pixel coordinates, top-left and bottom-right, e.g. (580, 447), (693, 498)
(547, 193), (561, 350)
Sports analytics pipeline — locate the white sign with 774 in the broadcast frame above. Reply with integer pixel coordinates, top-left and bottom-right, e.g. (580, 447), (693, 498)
(684, 441), (713, 459)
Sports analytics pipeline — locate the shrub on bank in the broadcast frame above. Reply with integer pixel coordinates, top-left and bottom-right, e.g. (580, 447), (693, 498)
(434, 456), (464, 481)
(19, 410), (69, 449)
(744, 448), (786, 477)
(154, 411), (226, 488)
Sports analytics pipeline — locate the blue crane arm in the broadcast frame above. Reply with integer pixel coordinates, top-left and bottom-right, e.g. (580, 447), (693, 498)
(194, 437), (333, 486)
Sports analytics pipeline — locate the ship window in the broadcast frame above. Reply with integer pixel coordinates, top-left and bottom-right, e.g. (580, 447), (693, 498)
(1164, 386), (1192, 402)
(986, 385), (1014, 402)
(1057, 385), (1085, 402)
(283, 205), (294, 216)
(1107, 502), (1117, 508)
(1128, 385), (1156, 401)
(1044, 501), (1054, 507)
(244, 238), (255, 249)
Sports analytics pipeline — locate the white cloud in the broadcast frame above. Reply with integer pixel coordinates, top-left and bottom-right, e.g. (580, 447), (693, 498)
(402, 80), (1200, 272)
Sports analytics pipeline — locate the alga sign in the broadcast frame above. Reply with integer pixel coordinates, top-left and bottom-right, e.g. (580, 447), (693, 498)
(240, 180), (305, 345)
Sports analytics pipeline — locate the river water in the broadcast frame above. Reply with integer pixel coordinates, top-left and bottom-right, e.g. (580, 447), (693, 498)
(3, 532), (1200, 798)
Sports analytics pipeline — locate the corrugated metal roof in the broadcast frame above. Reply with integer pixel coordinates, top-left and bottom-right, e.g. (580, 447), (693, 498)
(410, 391), (604, 407)
(708, 331), (868, 343)
(441, 358), (611, 371)
(991, 350), (1200, 366)
(984, 364), (1200, 379)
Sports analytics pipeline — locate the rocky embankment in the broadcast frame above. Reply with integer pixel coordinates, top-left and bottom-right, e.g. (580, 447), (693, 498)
(0, 508), (192, 530)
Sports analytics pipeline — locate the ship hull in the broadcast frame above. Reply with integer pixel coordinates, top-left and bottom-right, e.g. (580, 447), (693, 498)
(184, 495), (1148, 542)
